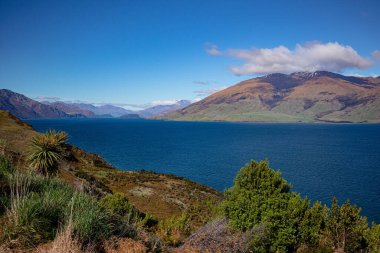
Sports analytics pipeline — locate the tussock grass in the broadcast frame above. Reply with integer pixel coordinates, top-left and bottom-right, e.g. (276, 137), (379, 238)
(48, 199), (82, 253)
(0, 155), (136, 250)
(0, 155), (13, 179)
(4, 172), (74, 247)
(70, 192), (113, 243)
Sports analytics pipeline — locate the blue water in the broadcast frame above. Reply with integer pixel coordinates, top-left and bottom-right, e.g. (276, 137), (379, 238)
(26, 118), (380, 223)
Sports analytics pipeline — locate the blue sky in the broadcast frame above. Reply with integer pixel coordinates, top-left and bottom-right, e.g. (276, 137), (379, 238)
(1, 0), (379, 108)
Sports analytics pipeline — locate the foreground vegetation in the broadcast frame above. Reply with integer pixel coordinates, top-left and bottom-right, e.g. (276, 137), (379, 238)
(0, 155), (161, 252)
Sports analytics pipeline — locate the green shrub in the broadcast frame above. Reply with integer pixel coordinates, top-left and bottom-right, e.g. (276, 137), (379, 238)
(321, 198), (369, 252)
(222, 161), (322, 252)
(100, 193), (143, 223)
(157, 212), (191, 246)
(366, 223), (380, 252)
(222, 160), (375, 253)
(100, 193), (157, 230)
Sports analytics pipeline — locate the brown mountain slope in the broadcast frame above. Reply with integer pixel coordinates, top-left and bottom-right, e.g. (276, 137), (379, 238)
(0, 89), (70, 118)
(163, 71), (380, 123)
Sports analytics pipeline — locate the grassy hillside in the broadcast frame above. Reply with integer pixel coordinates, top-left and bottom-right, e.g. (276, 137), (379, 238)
(163, 72), (380, 123)
(0, 110), (221, 220)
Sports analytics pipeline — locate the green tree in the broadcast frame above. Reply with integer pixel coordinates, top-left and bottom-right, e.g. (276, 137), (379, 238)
(28, 130), (68, 176)
(298, 200), (325, 247)
(322, 197), (368, 252)
(222, 160), (317, 252)
(366, 222), (380, 252)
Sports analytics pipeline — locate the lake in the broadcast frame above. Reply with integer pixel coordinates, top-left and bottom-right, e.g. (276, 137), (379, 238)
(26, 118), (380, 223)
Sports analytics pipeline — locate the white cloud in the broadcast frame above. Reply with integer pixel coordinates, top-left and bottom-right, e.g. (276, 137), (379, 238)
(193, 87), (227, 96)
(192, 97), (202, 102)
(193, 80), (218, 85)
(150, 100), (180, 106)
(208, 42), (373, 75)
(34, 96), (62, 102)
(205, 44), (222, 56)
(346, 73), (366, 77)
(373, 50), (380, 61)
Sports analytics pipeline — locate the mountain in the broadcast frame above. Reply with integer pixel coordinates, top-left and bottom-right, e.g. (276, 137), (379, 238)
(46, 101), (96, 118)
(139, 100), (192, 117)
(118, 113), (141, 119)
(72, 103), (134, 117)
(163, 71), (380, 123)
(0, 89), (72, 118)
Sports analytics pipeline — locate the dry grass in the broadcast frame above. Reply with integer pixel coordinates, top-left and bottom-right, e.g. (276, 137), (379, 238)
(46, 200), (82, 253)
(46, 224), (82, 253)
(172, 219), (251, 253)
(8, 172), (32, 217)
(103, 237), (147, 253)
(0, 111), (37, 159)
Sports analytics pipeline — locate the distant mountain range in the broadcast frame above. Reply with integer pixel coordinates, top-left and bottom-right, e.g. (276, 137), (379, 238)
(3, 71), (379, 122)
(138, 100), (191, 117)
(68, 103), (135, 117)
(162, 71), (380, 123)
(0, 89), (192, 119)
(42, 102), (131, 118)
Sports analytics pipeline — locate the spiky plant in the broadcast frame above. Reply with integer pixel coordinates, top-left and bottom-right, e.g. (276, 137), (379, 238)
(28, 130), (68, 176)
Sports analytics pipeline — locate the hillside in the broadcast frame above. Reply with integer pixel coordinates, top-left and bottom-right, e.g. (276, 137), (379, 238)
(0, 89), (71, 118)
(72, 103), (134, 117)
(163, 71), (380, 123)
(139, 100), (191, 117)
(47, 101), (96, 117)
(0, 110), (221, 220)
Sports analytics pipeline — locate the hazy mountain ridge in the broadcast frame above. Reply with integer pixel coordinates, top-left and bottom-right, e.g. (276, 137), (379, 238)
(0, 89), (72, 119)
(75, 103), (134, 117)
(44, 101), (96, 118)
(163, 71), (380, 123)
(139, 100), (191, 117)
(0, 89), (193, 119)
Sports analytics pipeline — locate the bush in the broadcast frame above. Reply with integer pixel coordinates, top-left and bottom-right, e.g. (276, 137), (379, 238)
(222, 160), (307, 251)
(156, 212), (191, 246)
(221, 160), (375, 253)
(321, 198), (369, 252)
(366, 223), (380, 252)
(100, 193), (141, 223)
